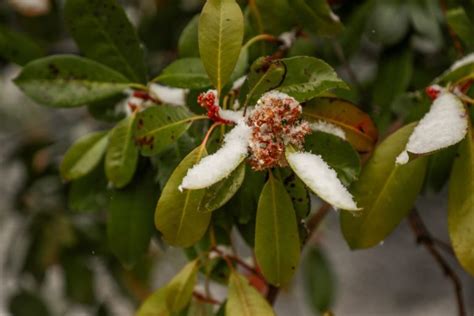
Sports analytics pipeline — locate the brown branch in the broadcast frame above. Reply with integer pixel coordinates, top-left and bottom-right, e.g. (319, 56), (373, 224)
(193, 291), (222, 305)
(408, 209), (466, 316)
(211, 247), (264, 280)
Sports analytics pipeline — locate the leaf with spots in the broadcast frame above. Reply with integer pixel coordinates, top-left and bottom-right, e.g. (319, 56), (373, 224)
(14, 55), (131, 108)
(303, 97), (378, 152)
(64, 0), (147, 83)
(255, 173), (300, 286)
(135, 105), (201, 156)
(281, 168), (310, 219)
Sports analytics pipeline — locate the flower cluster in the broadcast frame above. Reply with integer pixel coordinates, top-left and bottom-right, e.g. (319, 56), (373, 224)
(246, 91), (311, 170)
(197, 90), (232, 124)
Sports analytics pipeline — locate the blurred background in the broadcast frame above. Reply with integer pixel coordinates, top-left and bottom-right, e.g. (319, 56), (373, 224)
(0, 0), (473, 315)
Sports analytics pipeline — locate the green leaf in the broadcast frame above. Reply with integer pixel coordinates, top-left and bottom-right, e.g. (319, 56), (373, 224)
(105, 115), (139, 188)
(251, 0), (294, 35)
(186, 299), (213, 316)
(241, 57), (286, 107)
(135, 105), (198, 156)
(179, 15), (200, 58)
(108, 171), (157, 268)
(60, 131), (108, 181)
(280, 168), (310, 219)
(303, 246), (335, 314)
(448, 124), (474, 276)
(373, 47), (413, 109)
(424, 145), (458, 193)
(446, 7), (474, 51)
(201, 162), (245, 212)
(255, 174), (300, 286)
(304, 131), (361, 186)
(303, 97), (378, 152)
(198, 0), (244, 94)
(226, 272), (275, 316)
(68, 164), (108, 212)
(278, 56), (348, 102)
(153, 58), (211, 89)
(155, 146), (211, 247)
(136, 287), (170, 316)
(340, 123), (428, 249)
(290, 0), (343, 37)
(14, 55), (131, 108)
(0, 26), (44, 65)
(166, 260), (200, 312)
(64, 0), (147, 82)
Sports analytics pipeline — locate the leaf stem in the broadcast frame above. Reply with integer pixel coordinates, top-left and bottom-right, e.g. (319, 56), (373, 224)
(243, 34), (280, 50)
(408, 209), (466, 316)
(128, 83), (148, 91)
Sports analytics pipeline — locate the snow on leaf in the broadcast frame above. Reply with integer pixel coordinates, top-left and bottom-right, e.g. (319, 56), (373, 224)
(286, 149), (360, 211)
(149, 83), (188, 106)
(219, 109), (244, 123)
(310, 121), (346, 140)
(180, 122), (251, 190)
(396, 92), (468, 165)
(449, 52), (474, 71)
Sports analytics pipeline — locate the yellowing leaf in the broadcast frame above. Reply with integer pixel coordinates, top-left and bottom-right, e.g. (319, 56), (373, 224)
(448, 124), (474, 276)
(166, 260), (200, 312)
(136, 287), (170, 316)
(226, 272), (275, 316)
(303, 97), (378, 152)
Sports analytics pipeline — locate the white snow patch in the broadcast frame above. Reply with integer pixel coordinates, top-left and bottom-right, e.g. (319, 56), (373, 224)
(311, 121), (346, 140)
(149, 83), (188, 106)
(279, 31), (296, 49)
(232, 76), (247, 90)
(180, 122), (251, 190)
(259, 90), (295, 103)
(286, 151), (359, 211)
(450, 53), (474, 71)
(219, 109), (244, 123)
(396, 92), (468, 165)
(395, 151), (409, 165)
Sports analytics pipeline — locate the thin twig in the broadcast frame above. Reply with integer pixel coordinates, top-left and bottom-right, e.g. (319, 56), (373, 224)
(193, 291), (222, 305)
(408, 209), (466, 316)
(211, 247), (264, 280)
(330, 40), (363, 92)
(266, 285), (279, 305)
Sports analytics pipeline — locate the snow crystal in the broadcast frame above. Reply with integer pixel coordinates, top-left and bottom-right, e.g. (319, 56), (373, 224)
(219, 109), (244, 123)
(286, 151), (359, 211)
(149, 83), (188, 106)
(278, 31), (296, 49)
(180, 122), (252, 190)
(450, 53), (474, 71)
(310, 121), (346, 140)
(396, 92), (468, 165)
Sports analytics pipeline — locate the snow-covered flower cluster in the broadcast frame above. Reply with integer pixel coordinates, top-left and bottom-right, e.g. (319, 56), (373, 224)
(246, 91), (311, 170)
(180, 90), (360, 211)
